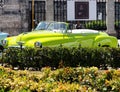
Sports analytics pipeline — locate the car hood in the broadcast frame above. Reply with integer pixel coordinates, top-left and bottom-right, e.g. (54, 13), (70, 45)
(15, 30), (64, 42)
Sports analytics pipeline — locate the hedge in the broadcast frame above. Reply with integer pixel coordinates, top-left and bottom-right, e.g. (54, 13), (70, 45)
(1, 47), (120, 69)
(0, 66), (120, 91)
(85, 20), (120, 30)
(85, 21), (107, 30)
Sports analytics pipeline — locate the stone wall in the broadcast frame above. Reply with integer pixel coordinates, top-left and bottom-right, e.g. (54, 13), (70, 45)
(0, 0), (28, 36)
(46, 0), (53, 21)
(106, 0), (116, 36)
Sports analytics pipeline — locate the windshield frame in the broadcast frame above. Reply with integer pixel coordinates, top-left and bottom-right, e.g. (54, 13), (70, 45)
(35, 21), (50, 30)
(47, 22), (67, 33)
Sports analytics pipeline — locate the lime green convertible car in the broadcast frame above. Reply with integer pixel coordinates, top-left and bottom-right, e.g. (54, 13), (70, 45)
(1, 21), (118, 49)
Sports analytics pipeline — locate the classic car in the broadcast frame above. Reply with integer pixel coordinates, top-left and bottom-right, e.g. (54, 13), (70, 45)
(1, 21), (118, 49)
(0, 32), (9, 51)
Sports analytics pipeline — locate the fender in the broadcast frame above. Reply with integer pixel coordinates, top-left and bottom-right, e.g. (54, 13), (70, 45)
(93, 36), (118, 47)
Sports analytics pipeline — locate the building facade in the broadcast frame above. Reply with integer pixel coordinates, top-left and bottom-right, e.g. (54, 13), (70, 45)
(0, 0), (29, 35)
(0, 0), (120, 36)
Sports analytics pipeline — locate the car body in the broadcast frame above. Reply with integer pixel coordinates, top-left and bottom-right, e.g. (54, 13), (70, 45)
(0, 32), (9, 51)
(2, 21), (118, 49)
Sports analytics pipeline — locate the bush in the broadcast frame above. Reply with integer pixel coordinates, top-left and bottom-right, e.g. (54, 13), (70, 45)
(85, 20), (120, 30)
(1, 47), (120, 69)
(0, 66), (120, 91)
(115, 20), (120, 30)
(85, 21), (107, 30)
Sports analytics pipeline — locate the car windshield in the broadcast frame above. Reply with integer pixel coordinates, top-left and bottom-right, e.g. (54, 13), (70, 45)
(47, 22), (67, 33)
(34, 22), (67, 33)
(35, 21), (50, 30)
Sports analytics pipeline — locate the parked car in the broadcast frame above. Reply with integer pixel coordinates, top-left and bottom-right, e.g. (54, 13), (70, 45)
(0, 32), (9, 51)
(1, 21), (118, 49)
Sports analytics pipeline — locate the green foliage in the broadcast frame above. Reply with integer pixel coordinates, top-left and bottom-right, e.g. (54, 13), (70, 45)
(115, 20), (120, 30)
(85, 20), (120, 30)
(0, 66), (120, 91)
(1, 47), (120, 69)
(109, 48), (120, 68)
(85, 21), (107, 30)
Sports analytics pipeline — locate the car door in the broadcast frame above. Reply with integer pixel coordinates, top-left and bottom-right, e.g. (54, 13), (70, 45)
(62, 29), (96, 47)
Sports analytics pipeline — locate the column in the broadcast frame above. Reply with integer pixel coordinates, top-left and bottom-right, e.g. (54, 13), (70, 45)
(106, 0), (116, 36)
(46, 0), (54, 21)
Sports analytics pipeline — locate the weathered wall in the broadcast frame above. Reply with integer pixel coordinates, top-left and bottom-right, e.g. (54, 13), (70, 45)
(46, 0), (53, 21)
(106, 0), (116, 36)
(0, 0), (28, 35)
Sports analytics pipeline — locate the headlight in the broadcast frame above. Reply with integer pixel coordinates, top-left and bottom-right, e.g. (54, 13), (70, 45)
(1, 40), (8, 46)
(34, 42), (42, 48)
